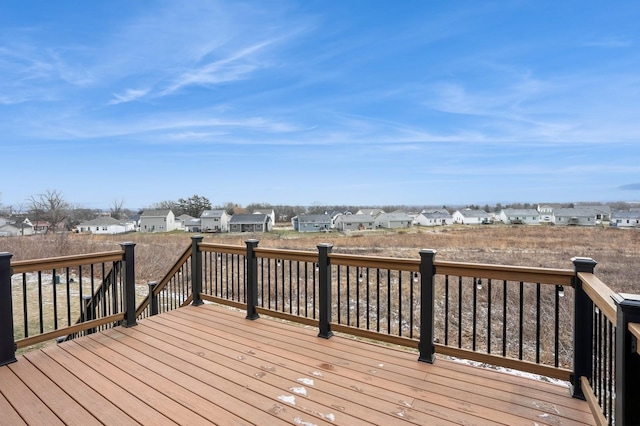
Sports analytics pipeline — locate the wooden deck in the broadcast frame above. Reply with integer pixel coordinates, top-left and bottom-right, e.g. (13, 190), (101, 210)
(0, 304), (596, 426)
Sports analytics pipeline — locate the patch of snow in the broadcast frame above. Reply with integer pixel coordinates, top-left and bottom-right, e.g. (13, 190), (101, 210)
(297, 378), (314, 386)
(447, 357), (570, 387)
(322, 413), (335, 422)
(278, 395), (296, 405)
(310, 371), (324, 377)
(290, 387), (307, 396)
(293, 417), (317, 426)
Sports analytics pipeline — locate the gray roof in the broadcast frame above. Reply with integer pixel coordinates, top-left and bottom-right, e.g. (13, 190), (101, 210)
(177, 214), (195, 221)
(554, 207), (605, 218)
(611, 210), (640, 219)
(334, 214), (374, 224)
(501, 208), (539, 216)
(376, 212), (412, 221)
(78, 217), (126, 227)
(229, 214), (270, 224)
(141, 209), (172, 217)
(297, 214), (332, 223)
(421, 211), (452, 219)
(456, 209), (488, 218)
(201, 209), (226, 218)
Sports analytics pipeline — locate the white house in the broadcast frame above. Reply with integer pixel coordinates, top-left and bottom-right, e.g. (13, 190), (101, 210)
(200, 210), (229, 232)
(610, 210), (640, 228)
(498, 208), (540, 225)
(374, 212), (413, 229)
(77, 216), (135, 234)
(414, 210), (453, 227)
(175, 214), (195, 231)
(452, 209), (490, 225)
(139, 209), (178, 233)
(0, 218), (34, 236)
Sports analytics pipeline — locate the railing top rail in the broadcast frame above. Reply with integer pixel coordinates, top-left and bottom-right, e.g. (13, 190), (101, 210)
(578, 271), (617, 325)
(630, 323), (640, 355)
(255, 247), (317, 263)
(329, 252), (420, 271)
(10, 250), (125, 274)
(434, 260), (574, 285)
(198, 242), (245, 256)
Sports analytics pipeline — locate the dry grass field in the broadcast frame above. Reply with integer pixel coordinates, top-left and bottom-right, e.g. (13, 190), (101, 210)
(3, 224), (638, 293)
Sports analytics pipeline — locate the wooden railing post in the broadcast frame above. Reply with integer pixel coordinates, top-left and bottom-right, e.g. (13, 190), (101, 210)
(317, 243), (333, 339)
(0, 252), (16, 366)
(148, 281), (159, 316)
(613, 293), (640, 425)
(418, 249), (437, 363)
(82, 295), (96, 335)
(121, 242), (137, 328)
(245, 239), (260, 320)
(191, 235), (204, 306)
(571, 256), (597, 399)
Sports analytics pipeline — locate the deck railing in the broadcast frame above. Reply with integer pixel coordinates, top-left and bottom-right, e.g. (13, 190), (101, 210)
(0, 243), (137, 366)
(2, 236), (639, 424)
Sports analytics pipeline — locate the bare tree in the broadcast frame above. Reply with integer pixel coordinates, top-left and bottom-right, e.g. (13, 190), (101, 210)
(110, 198), (125, 219)
(28, 189), (70, 233)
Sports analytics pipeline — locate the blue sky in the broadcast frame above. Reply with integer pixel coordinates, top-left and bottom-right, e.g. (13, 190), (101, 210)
(1, 1), (639, 210)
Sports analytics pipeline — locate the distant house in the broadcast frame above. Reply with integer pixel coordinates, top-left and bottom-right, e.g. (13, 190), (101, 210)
(175, 214), (195, 231)
(452, 209), (490, 225)
(77, 216), (135, 234)
(374, 212), (413, 229)
(229, 214), (272, 233)
(200, 210), (229, 233)
(537, 204), (559, 224)
(554, 206), (610, 226)
(253, 209), (276, 226)
(610, 210), (640, 228)
(139, 209), (177, 232)
(356, 208), (384, 217)
(292, 214), (332, 232)
(184, 218), (202, 232)
(333, 214), (375, 231)
(414, 210), (453, 227)
(0, 219), (34, 237)
(498, 209), (540, 225)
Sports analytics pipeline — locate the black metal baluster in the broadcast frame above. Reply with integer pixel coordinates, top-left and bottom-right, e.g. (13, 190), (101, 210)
(502, 280), (507, 357)
(536, 283), (541, 363)
(519, 281), (524, 360)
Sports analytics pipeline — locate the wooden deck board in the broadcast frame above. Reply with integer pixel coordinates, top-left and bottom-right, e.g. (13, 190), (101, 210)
(0, 303), (596, 425)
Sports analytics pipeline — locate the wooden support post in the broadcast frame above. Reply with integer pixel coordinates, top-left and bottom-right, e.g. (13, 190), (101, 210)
(0, 252), (16, 366)
(191, 235), (204, 306)
(121, 242), (137, 327)
(148, 281), (159, 316)
(245, 240), (260, 320)
(571, 256), (597, 399)
(317, 243), (333, 339)
(613, 293), (640, 425)
(418, 249), (436, 363)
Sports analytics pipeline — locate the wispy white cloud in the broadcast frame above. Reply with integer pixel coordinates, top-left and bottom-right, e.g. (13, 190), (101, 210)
(582, 37), (633, 48)
(108, 88), (149, 105)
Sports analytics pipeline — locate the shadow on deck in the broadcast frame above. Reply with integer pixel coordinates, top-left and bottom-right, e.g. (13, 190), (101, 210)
(0, 303), (595, 425)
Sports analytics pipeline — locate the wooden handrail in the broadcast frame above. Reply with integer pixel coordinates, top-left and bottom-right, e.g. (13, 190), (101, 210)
(329, 252), (420, 272)
(434, 260), (574, 285)
(580, 376), (608, 426)
(15, 313), (124, 349)
(11, 250), (124, 274)
(198, 242), (245, 256)
(135, 246), (191, 317)
(578, 272), (617, 325)
(255, 247), (317, 263)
